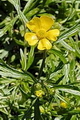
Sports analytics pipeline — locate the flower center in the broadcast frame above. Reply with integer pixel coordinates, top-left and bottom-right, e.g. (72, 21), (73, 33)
(37, 29), (46, 39)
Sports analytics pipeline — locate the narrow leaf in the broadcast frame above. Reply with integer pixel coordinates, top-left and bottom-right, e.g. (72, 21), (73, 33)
(60, 41), (75, 52)
(27, 46), (35, 70)
(56, 24), (80, 43)
(0, 17), (18, 37)
(8, 0), (28, 23)
(48, 49), (67, 63)
(0, 59), (35, 82)
(54, 85), (80, 96)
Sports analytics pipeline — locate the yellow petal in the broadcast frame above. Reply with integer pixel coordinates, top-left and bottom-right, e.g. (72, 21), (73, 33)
(25, 32), (38, 46)
(40, 16), (54, 31)
(46, 29), (60, 41)
(38, 39), (52, 50)
(26, 17), (41, 32)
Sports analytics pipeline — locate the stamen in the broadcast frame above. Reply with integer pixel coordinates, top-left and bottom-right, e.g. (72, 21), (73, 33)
(37, 29), (46, 39)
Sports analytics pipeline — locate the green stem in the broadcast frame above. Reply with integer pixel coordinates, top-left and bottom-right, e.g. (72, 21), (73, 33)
(34, 51), (46, 119)
(37, 50), (46, 80)
(34, 98), (41, 120)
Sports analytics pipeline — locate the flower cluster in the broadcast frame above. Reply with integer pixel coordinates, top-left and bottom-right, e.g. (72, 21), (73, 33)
(25, 16), (60, 50)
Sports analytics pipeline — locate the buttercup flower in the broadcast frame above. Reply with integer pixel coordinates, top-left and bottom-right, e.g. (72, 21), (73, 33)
(25, 16), (60, 50)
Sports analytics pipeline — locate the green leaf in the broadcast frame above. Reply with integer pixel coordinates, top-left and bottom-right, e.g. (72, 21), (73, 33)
(48, 49), (67, 63)
(70, 37), (80, 57)
(60, 88), (80, 96)
(14, 38), (25, 46)
(0, 17), (18, 38)
(56, 24), (80, 43)
(22, 98), (37, 120)
(0, 108), (8, 115)
(8, 0), (28, 23)
(26, 8), (40, 18)
(0, 49), (8, 59)
(26, 46), (35, 70)
(67, 109), (80, 115)
(54, 85), (80, 96)
(63, 64), (70, 84)
(69, 59), (75, 82)
(0, 78), (16, 84)
(20, 48), (27, 71)
(0, 59), (35, 82)
(70, 115), (77, 120)
(65, 0), (80, 3)
(23, 0), (41, 14)
(56, 93), (68, 103)
(60, 41), (75, 52)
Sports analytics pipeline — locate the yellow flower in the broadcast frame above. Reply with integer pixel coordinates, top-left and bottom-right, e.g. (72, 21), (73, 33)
(25, 16), (60, 50)
(35, 90), (45, 97)
(60, 101), (67, 108)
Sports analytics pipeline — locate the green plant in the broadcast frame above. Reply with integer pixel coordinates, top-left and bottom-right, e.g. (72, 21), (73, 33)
(0, 0), (80, 120)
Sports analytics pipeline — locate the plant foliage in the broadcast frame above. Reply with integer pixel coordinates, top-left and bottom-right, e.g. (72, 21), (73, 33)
(0, 0), (80, 119)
